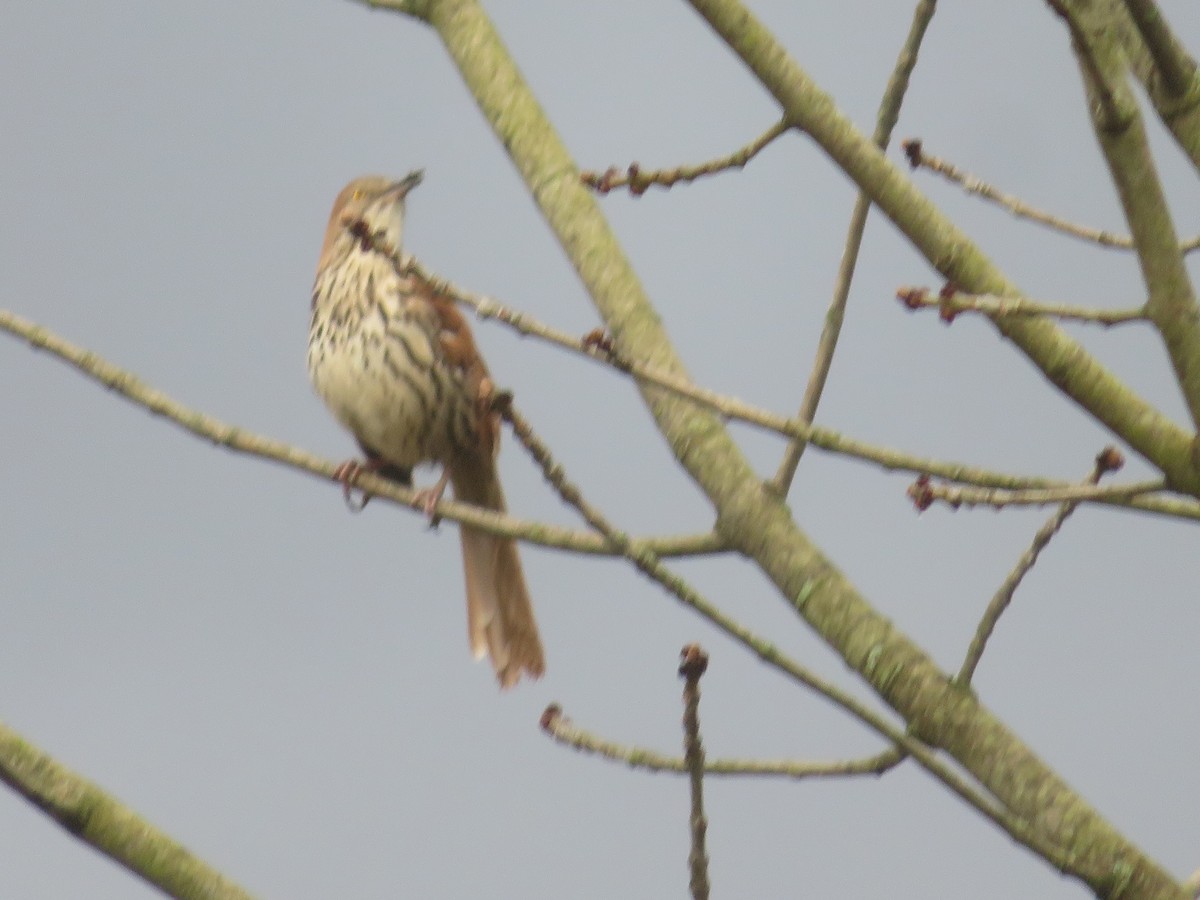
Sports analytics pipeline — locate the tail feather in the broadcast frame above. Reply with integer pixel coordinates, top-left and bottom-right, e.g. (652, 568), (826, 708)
(451, 458), (545, 688)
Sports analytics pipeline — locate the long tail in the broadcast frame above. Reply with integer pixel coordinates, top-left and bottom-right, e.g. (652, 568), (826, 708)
(450, 457), (545, 688)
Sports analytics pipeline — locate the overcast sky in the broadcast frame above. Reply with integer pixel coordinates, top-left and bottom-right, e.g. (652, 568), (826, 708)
(2, 1), (1198, 897)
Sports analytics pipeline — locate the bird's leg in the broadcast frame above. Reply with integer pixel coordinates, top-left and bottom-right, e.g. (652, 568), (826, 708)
(332, 458), (386, 512)
(413, 468), (452, 526)
(333, 460), (374, 511)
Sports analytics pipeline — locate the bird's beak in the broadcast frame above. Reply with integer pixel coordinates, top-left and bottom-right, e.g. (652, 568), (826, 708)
(391, 170), (424, 199)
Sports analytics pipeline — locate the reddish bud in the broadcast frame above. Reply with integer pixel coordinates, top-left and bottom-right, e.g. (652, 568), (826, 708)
(581, 327), (615, 355)
(896, 287), (927, 310)
(678, 643), (709, 678)
(908, 475), (934, 512)
(1095, 446), (1125, 473)
(902, 138), (923, 168)
(540, 704), (563, 731)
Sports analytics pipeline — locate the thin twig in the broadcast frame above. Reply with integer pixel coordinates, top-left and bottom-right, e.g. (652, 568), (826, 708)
(581, 119), (790, 195)
(0, 718), (253, 900)
(679, 645), (711, 900)
(338, 239), (1200, 523)
(898, 285), (1148, 326)
(908, 475), (1163, 512)
(0, 308), (721, 559)
(361, 227), (1199, 520)
(772, 0), (939, 494)
(4, 299), (1197, 558)
(903, 138), (1200, 252)
(540, 704), (905, 779)
(5, 300), (1193, 540)
(957, 448), (1124, 684)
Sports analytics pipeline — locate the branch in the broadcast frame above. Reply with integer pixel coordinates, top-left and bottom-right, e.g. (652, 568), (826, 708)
(1049, 0), (1138, 130)
(348, 234), (1196, 523)
(957, 448), (1124, 684)
(1106, 0), (1200, 174)
(348, 218), (1200, 523)
(898, 285), (1147, 326)
(540, 704), (905, 779)
(679, 645), (711, 900)
(903, 137), (1200, 253)
(0, 308), (721, 559)
(1054, 0), (1200, 430)
(0, 717), (253, 899)
(907, 137), (1200, 255)
(771, 0), (939, 494)
(907, 475), (1164, 511)
(581, 119), (790, 195)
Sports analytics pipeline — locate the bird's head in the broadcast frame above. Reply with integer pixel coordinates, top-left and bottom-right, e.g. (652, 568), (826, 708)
(318, 170), (424, 270)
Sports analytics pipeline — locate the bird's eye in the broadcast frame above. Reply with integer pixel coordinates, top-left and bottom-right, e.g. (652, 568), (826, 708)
(351, 189), (363, 201)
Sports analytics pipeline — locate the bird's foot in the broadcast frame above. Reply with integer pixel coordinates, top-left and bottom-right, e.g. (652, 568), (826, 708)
(413, 469), (452, 528)
(333, 459), (378, 512)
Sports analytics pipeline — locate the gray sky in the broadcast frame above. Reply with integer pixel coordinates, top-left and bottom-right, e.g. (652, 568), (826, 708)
(2, 1), (1198, 896)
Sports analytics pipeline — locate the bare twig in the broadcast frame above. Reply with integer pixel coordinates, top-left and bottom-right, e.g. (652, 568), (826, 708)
(772, 0), (939, 495)
(0, 717), (253, 900)
(0, 308), (720, 559)
(679, 645), (711, 900)
(540, 704), (905, 779)
(343, 222), (1200, 521)
(902, 138), (1200, 253)
(957, 448), (1124, 684)
(898, 285), (1148, 326)
(345, 231), (1200, 522)
(581, 119), (790, 195)
(3, 297), (1191, 553)
(908, 474), (1163, 511)
(3, 296), (1196, 568)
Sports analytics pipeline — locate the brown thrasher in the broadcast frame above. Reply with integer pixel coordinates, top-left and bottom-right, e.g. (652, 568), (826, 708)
(307, 172), (544, 688)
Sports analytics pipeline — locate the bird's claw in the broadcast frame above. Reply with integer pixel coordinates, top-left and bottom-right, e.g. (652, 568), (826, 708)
(333, 460), (372, 513)
(413, 469), (453, 529)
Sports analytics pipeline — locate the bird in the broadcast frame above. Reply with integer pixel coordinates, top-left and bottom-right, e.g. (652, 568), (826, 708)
(307, 172), (544, 688)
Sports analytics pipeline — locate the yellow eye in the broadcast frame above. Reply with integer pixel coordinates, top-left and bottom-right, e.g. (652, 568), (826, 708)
(351, 189), (363, 201)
